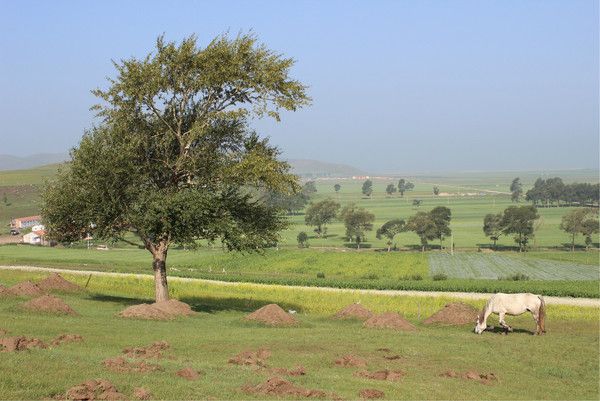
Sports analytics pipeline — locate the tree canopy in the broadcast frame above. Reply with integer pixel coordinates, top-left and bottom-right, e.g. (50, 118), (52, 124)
(304, 198), (341, 237)
(376, 219), (405, 251)
(340, 203), (375, 249)
(560, 208), (599, 251)
(483, 213), (503, 249)
(42, 33), (310, 301)
(500, 205), (539, 252)
(362, 179), (373, 198)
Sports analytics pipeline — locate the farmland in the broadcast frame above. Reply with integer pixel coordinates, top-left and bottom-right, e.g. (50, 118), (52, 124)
(0, 269), (598, 400)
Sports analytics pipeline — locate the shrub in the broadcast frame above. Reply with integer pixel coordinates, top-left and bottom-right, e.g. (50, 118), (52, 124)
(432, 273), (448, 281)
(297, 232), (309, 248)
(316, 272), (325, 279)
(500, 273), (530, 281)
(361, 273), (379, 280)
(410, 274), (423, 281)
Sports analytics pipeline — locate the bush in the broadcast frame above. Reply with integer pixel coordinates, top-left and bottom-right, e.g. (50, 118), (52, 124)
(432, 273), (448, 281)
(316, 272), (325, 279)
(410, 274), (423, 281)
(361, 273), (379, 280)
(297, 232), (309, 248)
(500, 273), (530, 281)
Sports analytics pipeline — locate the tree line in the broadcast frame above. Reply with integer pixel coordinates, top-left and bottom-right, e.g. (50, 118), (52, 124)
(510, 177), (599, 207)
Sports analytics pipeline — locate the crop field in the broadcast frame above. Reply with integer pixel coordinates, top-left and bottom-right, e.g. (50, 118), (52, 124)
(0, 270), (598, 400)
(429, 253), (600, 281)
(0, 245), (598, 298)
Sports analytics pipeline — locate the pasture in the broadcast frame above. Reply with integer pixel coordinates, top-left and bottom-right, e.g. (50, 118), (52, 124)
(0, 270), (598, 400)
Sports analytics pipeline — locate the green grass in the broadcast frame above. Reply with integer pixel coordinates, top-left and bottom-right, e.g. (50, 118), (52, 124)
(0, 270), (598, 400)
(1, 245), (598, 297)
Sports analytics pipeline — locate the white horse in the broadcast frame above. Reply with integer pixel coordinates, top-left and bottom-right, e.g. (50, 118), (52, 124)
(474, 293), (546, 335)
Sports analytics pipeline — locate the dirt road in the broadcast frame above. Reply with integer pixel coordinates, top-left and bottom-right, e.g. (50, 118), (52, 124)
(0, 264), (598, 307)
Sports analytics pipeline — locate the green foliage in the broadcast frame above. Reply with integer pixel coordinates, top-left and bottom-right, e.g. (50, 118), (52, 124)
(385, 183), (396, 196)
(304, 198), (341, 237)
(510, 177), (522, 202)
(297, 231), (309, 248)
(302, 181), (318, 196)
(560, 208), (599, 251)
(316, 271), (325, 279)
(361, 179), (373, 197)
(397, 178), (414, 197)
(432, 273), (448, 281)
(500, 273), (530, 281)
(500, 205), (540, 251)
(375, 218), (405, 251)
(41, 33), (309, 300)
(340, 204), (375, 248)
(483, 212), (503, 248)
(433, 186), (439, 196)
(333, 183), (341, 193)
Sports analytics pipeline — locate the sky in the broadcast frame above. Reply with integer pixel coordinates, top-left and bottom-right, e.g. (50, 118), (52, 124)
(0, 0), (598, 173)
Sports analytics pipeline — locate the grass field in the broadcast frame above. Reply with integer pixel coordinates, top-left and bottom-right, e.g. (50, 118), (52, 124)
(0, 270), (598, 400)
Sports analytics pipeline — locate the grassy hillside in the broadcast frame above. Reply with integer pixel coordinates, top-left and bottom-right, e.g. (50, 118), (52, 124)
(0, 270), (598, 400)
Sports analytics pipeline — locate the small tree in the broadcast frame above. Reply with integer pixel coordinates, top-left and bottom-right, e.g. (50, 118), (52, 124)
(510, 177), (523, 203)
(376, 219), (405, 251)
(41, 34), (309, 302)
(500, 205), (539, 252)
(398, 179), (406, 197)
(340, 204), (375, 249)
(385, 183), (397, 197)
(429, 206), (451, 249)
(297, 231), (309, 248)
(560, 208), (599, 251)
(412, 199), (422, 208)
(406, 211), (437, 251)
(483, 213), (502, 249)
(302, 181), (317, 196)
(362, 179), (373, 198)
(334, 183), (341, 194)
(433, 186), (440, 196)
(304, 198), (341, 237)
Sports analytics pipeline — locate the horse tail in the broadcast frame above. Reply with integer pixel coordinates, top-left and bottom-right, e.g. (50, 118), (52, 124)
(537, 295), (546, 333)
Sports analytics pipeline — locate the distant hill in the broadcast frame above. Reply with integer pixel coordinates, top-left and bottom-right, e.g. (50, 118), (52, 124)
(288, 159), (367, 178)
(0, 153), (69, 171)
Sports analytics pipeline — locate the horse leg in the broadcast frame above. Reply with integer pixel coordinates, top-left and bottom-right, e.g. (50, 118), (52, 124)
(531, 311), (541, 335)
(498, 312), (512, 333)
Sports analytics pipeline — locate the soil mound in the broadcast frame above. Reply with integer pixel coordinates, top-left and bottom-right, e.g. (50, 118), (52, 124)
(118, 299), (194, 320)
(103, 357), (162, 373)
(244, 304), (298, 326)
(65, 379), (127, 401)
(51, 334), (84, 346)
(364, 312), (416, 331)
(359, 389), (385, 399)
(355, 369), (405, 381)
(335, 354), (367, 368)
(123, 341), (170, 359)
(37, 273), (83, 293)
(22, 295), (77, 315)
(0, 336), (47, 352)
(176, 367), (202, 381)
(441, 370), (498, 385)
(243, 377), (326, 398)
(133, 388), (152, 400)
(0, 284), (9, 297)
(334, 303), (374, 321)
(229, 348), (272, 367)
(270, 366), (306, 376)
(423, 303), (479, 325)
(8, 281), (44, 297)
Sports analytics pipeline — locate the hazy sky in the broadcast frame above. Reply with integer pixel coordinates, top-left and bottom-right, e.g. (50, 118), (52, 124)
(0, 0), (598, 172)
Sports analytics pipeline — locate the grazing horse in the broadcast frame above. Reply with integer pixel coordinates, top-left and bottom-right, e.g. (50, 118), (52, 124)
(474, 293), (546, 335)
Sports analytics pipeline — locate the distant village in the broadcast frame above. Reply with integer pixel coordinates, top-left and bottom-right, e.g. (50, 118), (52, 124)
(9, 215), (46, 245)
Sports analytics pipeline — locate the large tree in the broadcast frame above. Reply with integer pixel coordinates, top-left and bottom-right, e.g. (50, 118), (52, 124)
(500, 205), (539, 252)
(42, 34), (309, 302)
(510, 177), (522, 203)
(376, 219), (405, 251)
(304, 198), (341, 237)
(406, 211), (437, 251)
(362, 179), (373, 198)
(429, 206), (451, 248)
(560, 208), (599, 251)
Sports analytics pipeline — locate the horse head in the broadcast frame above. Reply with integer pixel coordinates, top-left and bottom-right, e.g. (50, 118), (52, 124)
(474, 312), (486, 334)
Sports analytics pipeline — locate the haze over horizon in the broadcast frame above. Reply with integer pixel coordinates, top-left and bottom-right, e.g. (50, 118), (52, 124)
(1, 1), (598, 172)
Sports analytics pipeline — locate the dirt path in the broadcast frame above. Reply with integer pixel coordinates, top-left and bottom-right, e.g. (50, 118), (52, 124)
(0, 264), (598, 307)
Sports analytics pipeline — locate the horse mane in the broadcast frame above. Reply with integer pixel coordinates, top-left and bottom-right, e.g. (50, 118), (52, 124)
(477, 299), (491, 322)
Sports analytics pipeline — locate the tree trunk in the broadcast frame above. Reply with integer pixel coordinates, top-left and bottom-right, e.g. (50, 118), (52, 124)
(151, 248), (169, 302)
(572, 234), (575, 252)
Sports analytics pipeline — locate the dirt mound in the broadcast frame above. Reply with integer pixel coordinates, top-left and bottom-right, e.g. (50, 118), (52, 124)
(8, 281), (44, 296)
(334, 303), (374, 321)
(176, 367), (202, 381)
(229, 348), (272, 367)
(65, 379), (127, 401)
(359, 389), (385, 399)
(423, 303), (479, 325)
(364, 312), (416, 331)
(51, 334), (84, 346)
(37, 273), (83, 293)
(133, 388), (152, 400)
(244, 304), (298, 326)
(243, 377), (326, 398)
(0, 284), (9, 297)
(354, 369), (405, 381)
(103, 357), (162, 373)
(441, 370), (498, 385)
(270, 366), (306, 376)
(118, 299), (194, 320)
(335, 354), (367, 368)
(0, 336), (47, 352)
(21, 295), (77, 315)
(122, 341), (170, 359)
